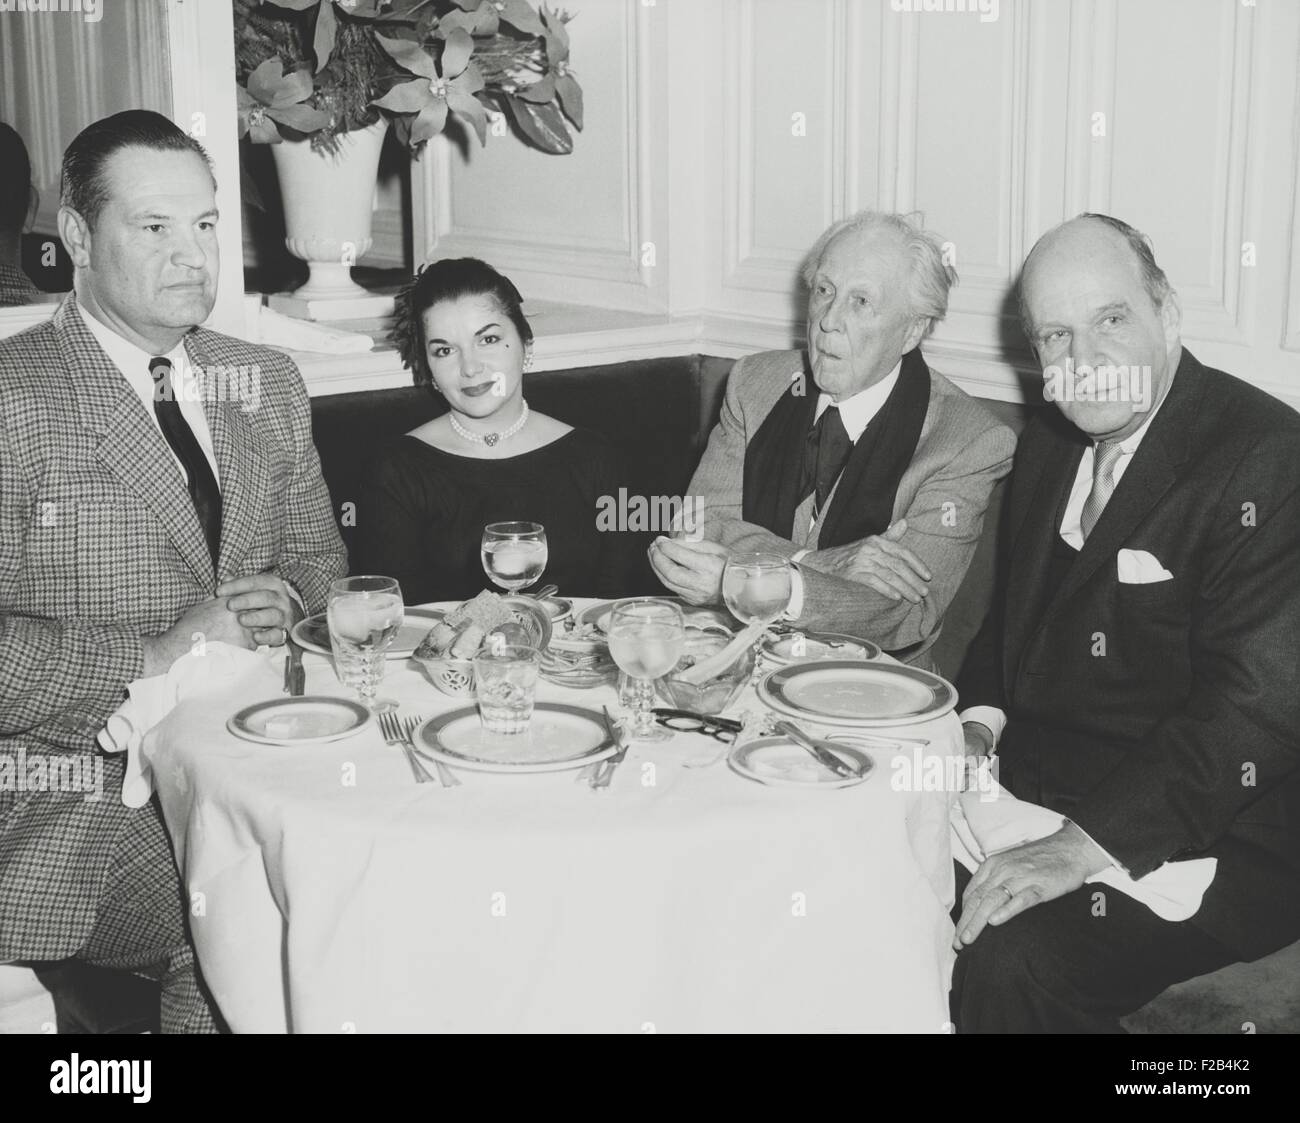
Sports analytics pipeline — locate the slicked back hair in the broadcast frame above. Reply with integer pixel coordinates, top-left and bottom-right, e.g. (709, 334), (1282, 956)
(60, 109), (213, 230)
(800, 210), (958, 339)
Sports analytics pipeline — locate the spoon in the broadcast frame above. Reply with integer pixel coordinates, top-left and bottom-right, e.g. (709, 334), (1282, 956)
(526, 584), (559, 602)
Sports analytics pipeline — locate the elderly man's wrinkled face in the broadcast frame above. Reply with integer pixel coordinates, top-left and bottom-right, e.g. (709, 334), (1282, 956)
(806, 226), (926, 400)
(64, 146), (218, 352)
(1021, 220), (1180, 442)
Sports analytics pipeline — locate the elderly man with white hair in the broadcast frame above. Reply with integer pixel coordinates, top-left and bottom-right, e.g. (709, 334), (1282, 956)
(651, 210), (1015, 668)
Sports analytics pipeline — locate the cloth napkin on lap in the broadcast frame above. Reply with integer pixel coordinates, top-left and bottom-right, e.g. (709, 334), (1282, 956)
(950, 760), (1216, 922)
(98, 643), (274, 808)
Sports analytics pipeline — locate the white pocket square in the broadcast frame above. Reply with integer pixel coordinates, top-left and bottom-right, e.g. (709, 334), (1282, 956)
(1117, 548), (1173, 584)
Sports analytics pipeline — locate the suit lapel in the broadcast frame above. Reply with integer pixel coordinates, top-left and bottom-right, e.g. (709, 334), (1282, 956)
(1044, 354), (1199, 616)
(1003, 431), (1084, 689)
(55, 296), (214, 589)
(188, 334), (272, 583)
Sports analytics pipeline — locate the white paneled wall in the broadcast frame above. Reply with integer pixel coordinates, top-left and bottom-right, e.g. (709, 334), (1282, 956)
(429, 0), (1300, 409)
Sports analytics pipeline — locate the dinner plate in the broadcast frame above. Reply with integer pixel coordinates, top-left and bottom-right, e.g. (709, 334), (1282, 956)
(413, 703), (617, 773)
(756, 660), (957, 727)
(728, 736), (873, 789)
(573, 598), (736, 636)
(227, 696), (371, 745)
(291, 606), (446, 659)
(759, 631), (882, 666)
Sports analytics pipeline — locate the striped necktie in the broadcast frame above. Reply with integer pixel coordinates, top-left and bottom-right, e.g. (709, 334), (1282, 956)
(1080, 440), (1124, 541)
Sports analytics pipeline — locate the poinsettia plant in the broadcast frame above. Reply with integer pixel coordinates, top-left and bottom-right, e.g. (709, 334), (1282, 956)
(234, 0), (584, 154)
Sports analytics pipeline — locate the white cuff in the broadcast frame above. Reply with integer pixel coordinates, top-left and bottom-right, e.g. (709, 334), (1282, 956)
(958, 705), (1007, 749)
(784, 563), (806, 621)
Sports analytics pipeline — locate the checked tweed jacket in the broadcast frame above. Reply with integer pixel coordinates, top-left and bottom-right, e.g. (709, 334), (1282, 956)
(0, 293), (346, 960)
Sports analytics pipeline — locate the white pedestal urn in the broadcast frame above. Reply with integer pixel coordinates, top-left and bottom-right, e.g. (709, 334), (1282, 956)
(267, 118), (394, 321)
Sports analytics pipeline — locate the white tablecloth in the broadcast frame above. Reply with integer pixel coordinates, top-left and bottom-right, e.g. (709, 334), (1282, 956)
(145, 601), (961, 1033)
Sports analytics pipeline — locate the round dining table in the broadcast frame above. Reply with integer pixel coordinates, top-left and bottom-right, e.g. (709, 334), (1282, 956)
(144, 599), (962, 1033)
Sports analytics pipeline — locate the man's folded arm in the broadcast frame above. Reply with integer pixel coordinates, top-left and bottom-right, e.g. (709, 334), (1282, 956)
(268, 358), (348, 614)
(1070, 446), (1300, 878)
(0, 616), (144, 749)
(794, 422), (1014, 652)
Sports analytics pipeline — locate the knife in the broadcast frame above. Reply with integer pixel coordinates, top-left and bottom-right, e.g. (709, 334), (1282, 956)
(592, 705), (629, 790)
(773, 720), (859, 779)
(284, 637), (306, 697)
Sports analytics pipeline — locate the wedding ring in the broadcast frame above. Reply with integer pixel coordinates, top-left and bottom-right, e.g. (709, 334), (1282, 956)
(998, 884), (1014, 900)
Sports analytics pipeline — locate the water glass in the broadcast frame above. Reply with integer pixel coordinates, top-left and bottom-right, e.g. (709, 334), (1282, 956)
(473, 644), (541, 734)
(482, 522), (548, 593)
(607, 598), (685, 741)
(722, 553), (793, 627)
(327, 576), (403, 710)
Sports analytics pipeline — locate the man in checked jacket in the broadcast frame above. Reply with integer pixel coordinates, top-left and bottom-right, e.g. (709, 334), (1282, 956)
(0, 111), (346, 1031)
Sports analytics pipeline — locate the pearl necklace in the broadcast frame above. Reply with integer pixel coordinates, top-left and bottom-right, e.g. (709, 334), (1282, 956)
(449, 400), (530, 448)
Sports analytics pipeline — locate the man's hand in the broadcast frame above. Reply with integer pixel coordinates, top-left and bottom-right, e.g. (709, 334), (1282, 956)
(648, 537), (731, 605)
(141, 597), (254, 676)
(963, 720), (995, 759)
(217, 574), (302, 648)
(798, 520), (931, 603)
(953, 822), (1113, 950)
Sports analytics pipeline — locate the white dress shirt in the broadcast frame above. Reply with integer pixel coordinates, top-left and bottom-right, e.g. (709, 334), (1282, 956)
(80, 305), (221, 488)
(786, 361), (902, 619)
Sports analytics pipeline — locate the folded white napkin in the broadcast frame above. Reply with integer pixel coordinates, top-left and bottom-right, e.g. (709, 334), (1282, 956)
(98, 643), (272, 808)
(950, 761), (1216, 922)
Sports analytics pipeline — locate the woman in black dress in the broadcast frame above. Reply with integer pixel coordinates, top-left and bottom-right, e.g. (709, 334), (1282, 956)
(356, 258), (632, 604)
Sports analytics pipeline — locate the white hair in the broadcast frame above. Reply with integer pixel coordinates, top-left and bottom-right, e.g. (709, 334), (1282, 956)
(800, 210), (958, 338)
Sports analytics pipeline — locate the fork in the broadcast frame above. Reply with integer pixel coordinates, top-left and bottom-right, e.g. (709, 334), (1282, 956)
(402, 716), (461, 788)
(378, 711), (434, 784)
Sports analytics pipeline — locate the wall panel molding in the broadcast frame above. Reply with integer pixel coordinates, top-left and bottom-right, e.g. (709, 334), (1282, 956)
(412, 0), (666, 313)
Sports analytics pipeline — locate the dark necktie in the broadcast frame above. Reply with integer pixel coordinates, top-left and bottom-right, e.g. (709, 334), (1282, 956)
(803, 403), (854, 517)
(150, 356), (222, 569)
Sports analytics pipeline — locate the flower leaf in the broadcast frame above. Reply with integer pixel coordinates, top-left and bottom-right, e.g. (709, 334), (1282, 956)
(371, 78), (433, 114)
(447, 88), (489, 146)
(249, 114), (284, 144)
(504, 94), (573, 154)
(555, 73), (583, 130)
(541, 3), (570, 54)
(374, 32), (440, 81)
(502, 0), (546, 38)
(313, 0), (337, 74)
(438, 27), (474, 79)
(269, 103), (333, 134)
(246, 57), (290, 106)
(409, 99), (450, 146)
(516, 74), (555, 104)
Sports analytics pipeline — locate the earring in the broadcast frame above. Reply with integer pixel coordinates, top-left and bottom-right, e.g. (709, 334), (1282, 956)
(523, 352), (534, 372)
